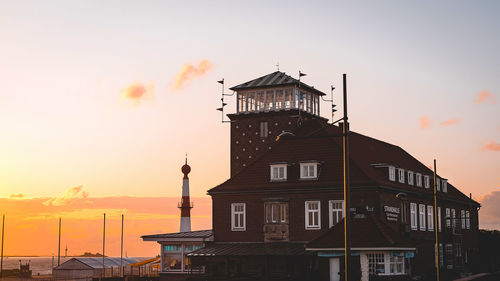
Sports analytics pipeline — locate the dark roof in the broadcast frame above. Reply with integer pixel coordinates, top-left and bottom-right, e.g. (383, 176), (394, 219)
(307, 214), (416, 250)
(54, 257), (139, 270)
(229, 71), (326, 96)
(142, 229), (213, 239)
(188, 242), (308, 257)
(209, 120), (479, 206)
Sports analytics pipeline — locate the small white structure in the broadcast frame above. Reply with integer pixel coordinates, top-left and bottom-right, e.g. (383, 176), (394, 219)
(53, 257), (138, 280)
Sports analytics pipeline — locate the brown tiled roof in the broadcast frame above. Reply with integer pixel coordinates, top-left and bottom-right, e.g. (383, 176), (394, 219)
(307, 214), (416, 249)
(229, 71), (326, 96)
(209, 120), (478, 206)
(187, 242), (308, 257)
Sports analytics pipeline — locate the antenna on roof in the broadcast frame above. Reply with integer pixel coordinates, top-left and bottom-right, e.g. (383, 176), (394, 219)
(276, 62), (280, 71)
(215, 78), (234, 123)
(296, 71), (307, 126)
(321, 85), (336, 123)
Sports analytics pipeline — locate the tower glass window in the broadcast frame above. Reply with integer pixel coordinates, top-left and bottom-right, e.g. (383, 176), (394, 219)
(275, 90), (284, 109)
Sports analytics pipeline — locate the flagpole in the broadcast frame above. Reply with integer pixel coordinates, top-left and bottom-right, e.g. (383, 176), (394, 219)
(58, 217), (61, 266)
(1, 214), (5, 278)
(102, 213), (106, 277)
(120, 214), (124, 277)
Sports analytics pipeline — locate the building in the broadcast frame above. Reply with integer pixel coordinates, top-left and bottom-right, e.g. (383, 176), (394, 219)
(52, 257), (138, 280)
(185, 71), (480, 281)
(141, 160), (213, 279)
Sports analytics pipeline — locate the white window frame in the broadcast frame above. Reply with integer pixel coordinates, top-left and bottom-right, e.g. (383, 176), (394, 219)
(438, 207), (442, 232)
(231, 203), (246, 231)
(451, 209), (456, 229)
(305, 201), (321, 230)
(424, 175), (430, 189)
(436, 178), (441, 191)
(461, 210), (466, 229)
(300, 162), (318, 179)
(270, 164), (287, 181)
(407, 171), (414, 185)
(389, 166), (396, 181)
(389, 252), (405, 275)
(466, 211), (470, 229)
(398, 168), (405, 183)
(328, 200), (344, 228)
(416, 173), (422, 187)
(427, 205), (434, 231)
(419, 204), (426, 231)
(410, 203), (417, 230)
(445, 208), (451, 228)
(442, 179), (447, 192)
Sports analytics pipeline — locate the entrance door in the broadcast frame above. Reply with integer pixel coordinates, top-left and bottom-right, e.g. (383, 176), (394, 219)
(329, 258), (340, 281)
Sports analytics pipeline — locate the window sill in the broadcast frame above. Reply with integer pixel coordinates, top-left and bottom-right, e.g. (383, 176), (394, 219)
(231, 228), (246, 231)
(305, 227), (321, 230)
(270, 179), (287, 182)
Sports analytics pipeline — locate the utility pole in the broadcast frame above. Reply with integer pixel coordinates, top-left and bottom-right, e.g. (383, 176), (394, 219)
(433, 160), (440, 281)
(342, 74), (351, 281)
(58, 218), (61, 266)
(1, 214), (5, 278)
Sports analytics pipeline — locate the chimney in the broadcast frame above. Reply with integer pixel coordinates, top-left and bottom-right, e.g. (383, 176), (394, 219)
(179, 156), (193, 232)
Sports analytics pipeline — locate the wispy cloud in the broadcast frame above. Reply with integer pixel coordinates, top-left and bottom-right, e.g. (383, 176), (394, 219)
(43, 185), (89, 206)
(122, 82), (154, 104)
(419, 115), (431, 129)
(482, 141), (500, 152)
(9, 193), (24, 199)
(440, 118), (460, 126)
(170, 60), (213, 91)
(475, 90), (495, 104)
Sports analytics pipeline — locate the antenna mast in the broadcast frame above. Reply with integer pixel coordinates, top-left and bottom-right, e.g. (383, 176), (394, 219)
(321, 85), (337, 123)
(215, 78), (234, 123)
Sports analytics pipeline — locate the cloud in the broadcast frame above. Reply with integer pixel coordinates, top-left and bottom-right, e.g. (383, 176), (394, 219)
(9, 193), (24, 199)
(440, 118), (460, 126)
(482, 141), (500, 152)
(419, 115), (431, 129)
(170, 60), (213, 91)
(43, 185), (89, 206)
(479, 189), (500, 230)
(122, 82), (154, 104)
(475, 90), (495, 104)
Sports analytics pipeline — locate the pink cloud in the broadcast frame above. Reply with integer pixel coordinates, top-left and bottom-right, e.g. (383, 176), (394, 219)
(482, 141), (500, 152)
(440, 118), (460, 126)
(475, 90), (495, 104)
(419, 115), (431, 129)
(122, 82), (154, 104)
(170, 60), (213, 91)
(479, 189), (500, 230)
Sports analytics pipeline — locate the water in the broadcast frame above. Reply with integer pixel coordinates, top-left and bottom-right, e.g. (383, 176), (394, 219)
(0, 257), (150, 275)
(1, 257), (73, 275)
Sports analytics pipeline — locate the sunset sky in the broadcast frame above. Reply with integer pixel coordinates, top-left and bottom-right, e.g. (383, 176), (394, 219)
(0, 0), (499, 256)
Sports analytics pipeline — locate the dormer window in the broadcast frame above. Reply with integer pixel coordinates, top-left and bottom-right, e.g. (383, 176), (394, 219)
(424, 175), (430, 189)
(442, 179), (447, 192)
(300, 162), (318, 179)
(270, 164), (287, 181)
(437, 178), (441, 191)
(407, 171), (414, 185)
(398, 168), (405, 183)
(416, 173), (422, 187)
(388, 166), (396, 181)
